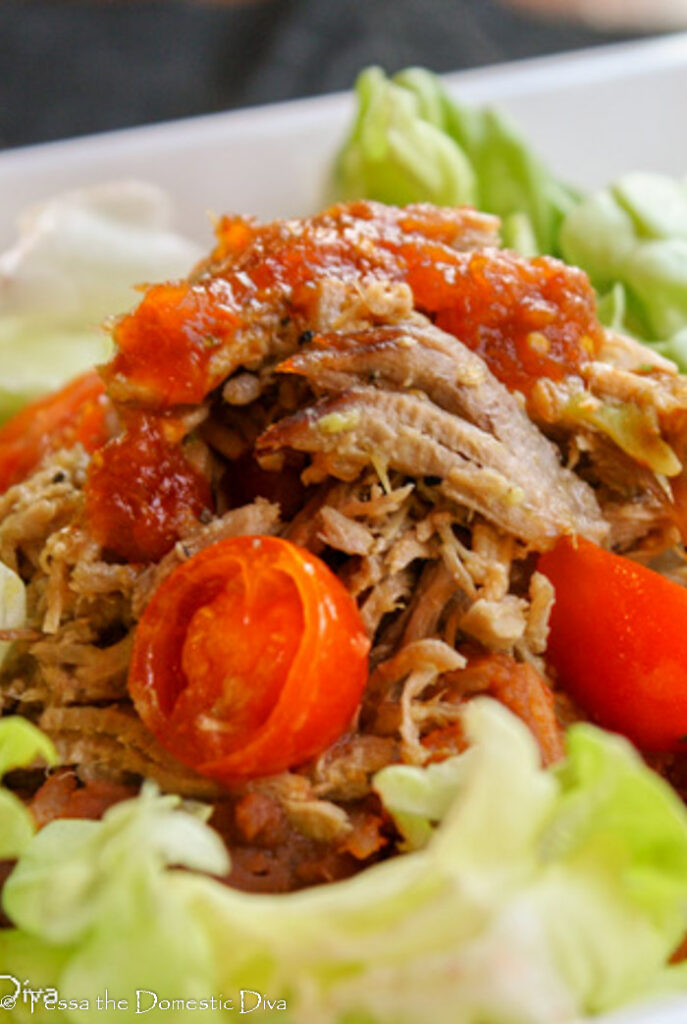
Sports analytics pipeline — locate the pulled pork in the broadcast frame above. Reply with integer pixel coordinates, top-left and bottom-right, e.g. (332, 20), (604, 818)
(3, 200), (687, 892)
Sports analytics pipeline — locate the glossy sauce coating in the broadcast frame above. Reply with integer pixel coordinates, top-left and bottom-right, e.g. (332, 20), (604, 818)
(104, 202), (601, 412)
(86, 414), (211, 563)
(415, 248), (601, 394)
(106, 281), (240, 407)
(94, 202), (603, 560)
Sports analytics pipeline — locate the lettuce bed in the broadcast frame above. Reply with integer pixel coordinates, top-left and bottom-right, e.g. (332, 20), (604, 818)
(2, 702), (687, 1023)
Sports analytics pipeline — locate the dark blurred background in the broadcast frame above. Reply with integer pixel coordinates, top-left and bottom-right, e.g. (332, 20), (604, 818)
(1, 0), (662, 151)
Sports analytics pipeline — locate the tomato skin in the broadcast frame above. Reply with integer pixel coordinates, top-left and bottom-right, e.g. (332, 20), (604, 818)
(0, 370), (111, 493)
(539, 536), (687, 752)
(128, 535), (370, 782)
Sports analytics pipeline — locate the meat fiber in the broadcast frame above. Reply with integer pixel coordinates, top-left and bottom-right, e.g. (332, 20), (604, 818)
(257, 381), (606, 547)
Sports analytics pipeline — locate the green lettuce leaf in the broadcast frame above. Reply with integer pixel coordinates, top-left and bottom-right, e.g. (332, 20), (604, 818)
(372, 755), (473, 851)
(4, 701), (687, 1022)
(332, 67), (477, 209)
(331, 66), (577, 255)
(0, 717), (55, 859)
(654, 328), (687, 369)
(193, 701), (687, 1021)
(560, 172), (687, 367)
(2, 783), (229, 1022)
(0, 566), (33, 857)
(375, 704), (687, 1014)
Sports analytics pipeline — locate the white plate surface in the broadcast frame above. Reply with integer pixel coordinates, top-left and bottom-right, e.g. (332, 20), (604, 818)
(2, 31), (687, 1024)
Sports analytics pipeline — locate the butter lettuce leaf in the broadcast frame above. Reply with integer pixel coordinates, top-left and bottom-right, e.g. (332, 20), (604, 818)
(332, 66), (477, 209)
(0, 717), (55, 859)
(560, 173), (687, 367)
(3, 702), (687, 1022)
(332, 66), (577, 255)
(2, 784), (229, 1022)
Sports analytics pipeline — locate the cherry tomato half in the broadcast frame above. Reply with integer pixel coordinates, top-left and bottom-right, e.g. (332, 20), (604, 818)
(128, 535), (370, 782)
(540, 536), (687, 752)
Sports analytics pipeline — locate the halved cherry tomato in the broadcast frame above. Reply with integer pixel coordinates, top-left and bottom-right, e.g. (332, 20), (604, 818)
(128, 535), (370, 782)
(0, 370), (111, 493)
(539, 535), (687, 752)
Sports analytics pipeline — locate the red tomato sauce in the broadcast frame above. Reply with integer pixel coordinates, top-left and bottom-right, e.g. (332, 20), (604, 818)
(92, 202), (603, 560)
(86, 414), (211, 563)
(105, 281), (241, 408)
(103, 202), (602, 413)
(412, 249), (601, 394)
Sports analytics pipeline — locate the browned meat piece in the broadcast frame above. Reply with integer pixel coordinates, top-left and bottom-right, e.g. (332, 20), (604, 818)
(360, 568), (415, 638)
(29, 769), (137, 827)
(0, 448), (89, 574)
(215, 795), (366, 894)
(39, 704), (227, 800)
(281, 479), (350, 553)
(338, 810), (390, 860)
(28, 633), (133, 705)
(207, 782), (393, 895)
(582, 359), (687, 434)
(341, 482), (415, 519)
(598, 330), (677, 373)
(318, 505), (376, 556)
(281, 319), (606, 542)
(527, 331), (687, 555)
(282, 319), (564, 461)
(402, 561), (460, 644)
(257, 383), (606, 547)
(131, 498), (280, 616)
(530, 375), (684, 554)
(445, 652), (564, 766)
(458, 595), (528, 651)
(586, 328), (687, 452)
(312, 734), (399, 801)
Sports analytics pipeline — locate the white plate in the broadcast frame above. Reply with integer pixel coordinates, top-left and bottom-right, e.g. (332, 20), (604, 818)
(1, 31), (687, 249)
(2, 31), (687, 1024)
